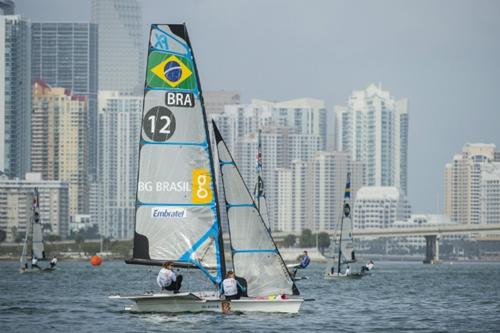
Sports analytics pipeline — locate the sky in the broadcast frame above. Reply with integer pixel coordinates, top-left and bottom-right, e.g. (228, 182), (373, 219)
(15, 0), (500, 213)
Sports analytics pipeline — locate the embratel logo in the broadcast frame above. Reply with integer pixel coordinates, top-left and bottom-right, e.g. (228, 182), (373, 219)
(148, 52), (194, 89)
(151, 207), (187, 219)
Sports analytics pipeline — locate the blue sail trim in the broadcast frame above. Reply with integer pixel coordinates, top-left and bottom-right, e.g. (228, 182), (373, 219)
(178, 221), (221, 284)
(232, 249), (278, 254)
(144, 87), (200, 95)
(139, 202), (214, 207)
(141, 140), (207, 147)
(227, 203), (254, 208)
(153, 25), (190, 53)
(219, 160), (235, 166)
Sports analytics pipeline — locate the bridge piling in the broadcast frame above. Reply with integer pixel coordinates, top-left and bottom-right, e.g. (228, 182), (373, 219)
(423, 235), (440, 264)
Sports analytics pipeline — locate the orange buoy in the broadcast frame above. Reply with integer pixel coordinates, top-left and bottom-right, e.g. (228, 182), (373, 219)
(90, 255), (103, 266)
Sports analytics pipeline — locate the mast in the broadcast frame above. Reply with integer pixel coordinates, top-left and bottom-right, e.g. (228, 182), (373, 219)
(183, 25), (226, 279)
(253, 129), (271, 231)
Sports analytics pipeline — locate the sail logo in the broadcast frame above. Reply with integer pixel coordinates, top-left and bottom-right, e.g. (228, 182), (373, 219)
(165, 92), (195, 107)
(192, 168), (212, 204)
(138, 181), (190, 192)
(151, 207), (187, 219)
(150, 54), (193, 88)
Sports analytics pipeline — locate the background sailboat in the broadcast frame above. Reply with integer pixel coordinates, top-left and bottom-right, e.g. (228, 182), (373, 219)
(110, 24), (303, 313)
(324, 172), (363, 280)
(20, 188), (54, 273)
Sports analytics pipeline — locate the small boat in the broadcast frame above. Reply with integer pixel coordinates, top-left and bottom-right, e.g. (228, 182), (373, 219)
(110, 24), (303, 314)
(324, 173), (364, 280)
(20, 188), (57, 273)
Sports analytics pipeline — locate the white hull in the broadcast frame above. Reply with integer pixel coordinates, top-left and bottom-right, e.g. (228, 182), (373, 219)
(324, 272), (363, 280)
(110, 291), (303, 314)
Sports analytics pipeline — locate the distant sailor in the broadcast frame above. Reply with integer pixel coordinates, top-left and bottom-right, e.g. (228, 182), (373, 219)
(361, 260), (374, 273)
(50, 257), (58, 269)
(345, 265), (351, 276)
(221, 271), (246, 300)
(31, 257), (41, 270)
(157, 262), (183, 293)
(293, 251), (311, 277)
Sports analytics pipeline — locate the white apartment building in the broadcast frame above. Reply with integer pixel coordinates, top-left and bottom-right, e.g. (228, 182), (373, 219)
(0, 172), (69, 241)
(335, 84), (408, 194)
(311, 152), (365, 231)
(480, 163), (500, 224)
(445, 143), (499, 225)
(353, 186), (411, 229)
(98, 91), (142, 239)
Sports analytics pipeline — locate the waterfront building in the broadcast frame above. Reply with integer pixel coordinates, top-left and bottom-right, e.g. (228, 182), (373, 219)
(480, 163), (500, 224)
(0, 15), (31, 179)
(31, 22), (98, 176)
(335, 83), (408, 194)
(204, 90), (240, 114)
(353, 186), (411, 229)
(98, 91), (142, 240)
(32, 80), (89, 218)
(444, 143), (498, 224)
(0, 172), (69, 241)
(310, 151), (364, 231)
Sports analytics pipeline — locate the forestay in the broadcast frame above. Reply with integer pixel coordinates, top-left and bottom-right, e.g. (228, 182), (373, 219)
(130, 24), (225, 284)
(213, 122), (299, 297)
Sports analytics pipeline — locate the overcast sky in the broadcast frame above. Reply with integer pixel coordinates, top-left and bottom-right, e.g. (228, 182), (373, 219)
(15, 0), (500, 213)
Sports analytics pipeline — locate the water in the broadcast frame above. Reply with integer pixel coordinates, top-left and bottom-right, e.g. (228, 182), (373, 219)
(1, 260), (499, 332)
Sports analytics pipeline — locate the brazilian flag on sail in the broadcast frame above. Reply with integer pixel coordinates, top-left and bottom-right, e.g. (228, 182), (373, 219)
(146, 51), (197, 90)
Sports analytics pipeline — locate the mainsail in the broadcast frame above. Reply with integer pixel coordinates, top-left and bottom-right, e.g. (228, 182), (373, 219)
(337, 172), (355, 273)
(129, 24), (225, 284)
(254, 129), (271, 231)
(213, 122), (299, 297)
(20, 188), (46, 268)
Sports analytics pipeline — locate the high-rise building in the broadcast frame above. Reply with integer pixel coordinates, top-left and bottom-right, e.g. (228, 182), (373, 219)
(32, 80), (89, 218)
(225, 98), (327, 149)
(91, 0), (143, 93)
(310, 152), (364, 231)
(480, 163), (500, 224)
(0, 0), (14, 15)
(335, 84), (408, 194)
(98, 91), (142, 239)
(204, 90), (240, 114)
(353, 186), (411, 229)
(0, 172), (69, 241)
(445, 143), (499, 224)
(0, 15), (31, 178)
(31, 22), (98, 176)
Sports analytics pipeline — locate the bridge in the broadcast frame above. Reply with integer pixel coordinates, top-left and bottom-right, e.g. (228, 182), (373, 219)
(267, 224), (500, 264)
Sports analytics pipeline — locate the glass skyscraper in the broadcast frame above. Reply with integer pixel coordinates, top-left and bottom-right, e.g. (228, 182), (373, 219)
(31, 22), (98, 177)
(0, 15), (31, 179)
(91, 0), (144, 93)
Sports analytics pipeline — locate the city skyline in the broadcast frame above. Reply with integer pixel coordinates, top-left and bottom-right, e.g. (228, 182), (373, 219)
(14, 0), (500, 213)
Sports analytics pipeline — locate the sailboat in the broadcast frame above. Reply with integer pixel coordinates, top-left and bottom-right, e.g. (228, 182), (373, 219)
(324, 172), (363, 280)
(110, 24), (303, 313)
(20, 188), (55, 273)
(254, 129), (271, 231)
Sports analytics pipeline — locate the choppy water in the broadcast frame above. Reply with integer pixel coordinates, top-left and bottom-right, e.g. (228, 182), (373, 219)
(1, 260), (500, 332)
